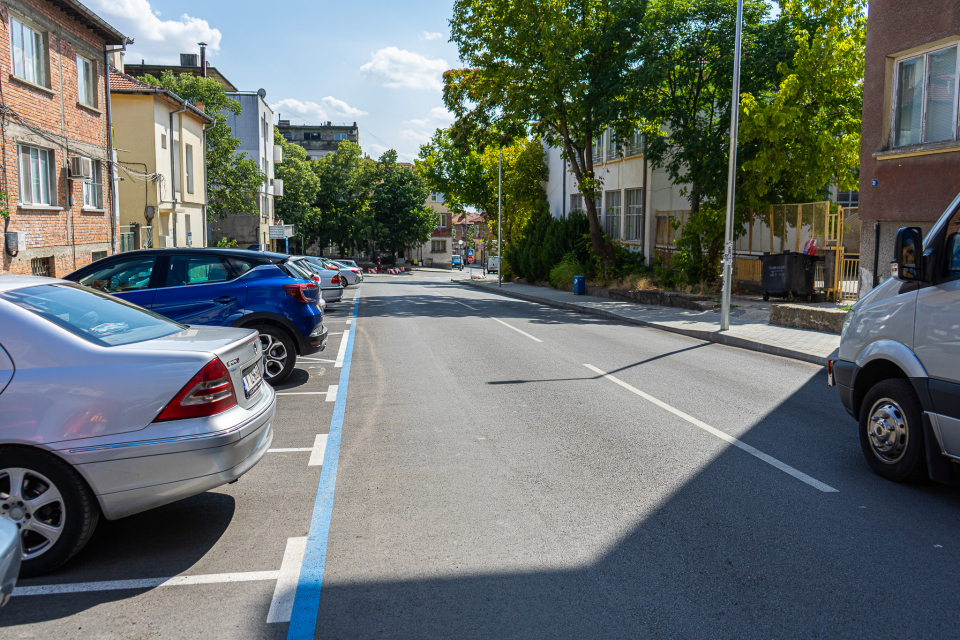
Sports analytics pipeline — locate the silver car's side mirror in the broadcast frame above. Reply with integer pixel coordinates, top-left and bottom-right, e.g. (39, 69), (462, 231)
(894, 227), (923, 281)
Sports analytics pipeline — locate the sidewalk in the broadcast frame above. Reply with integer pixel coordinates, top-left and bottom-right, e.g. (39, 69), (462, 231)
(457, 279), (839, 366)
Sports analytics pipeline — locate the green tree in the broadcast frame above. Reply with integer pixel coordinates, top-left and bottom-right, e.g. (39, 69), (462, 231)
(738, 0), (866, 214)
(446, 0), (648, 266)
(416, 128), (490, 215)
(139, 71), (264, 221)
(273, 127), (321, 238)
(370, 151), (437, 256)
(632, 0), (793, 281)
(311, 141), (377, 256)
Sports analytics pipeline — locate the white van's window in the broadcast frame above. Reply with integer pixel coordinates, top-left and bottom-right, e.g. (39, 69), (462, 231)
(942, 209), (960, 278)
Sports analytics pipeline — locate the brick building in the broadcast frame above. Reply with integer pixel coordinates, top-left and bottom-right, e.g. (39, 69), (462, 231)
(859, 0), (960, 291)
(1, 0), (127, 277)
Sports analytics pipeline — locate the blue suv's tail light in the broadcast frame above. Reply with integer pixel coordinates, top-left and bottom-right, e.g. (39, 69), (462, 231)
(281, 282), (319, 303)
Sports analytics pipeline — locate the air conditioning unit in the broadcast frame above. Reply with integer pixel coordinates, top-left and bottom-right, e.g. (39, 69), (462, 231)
(272, 178), (284, 197)
(273, 144), (283, 163)
(67, 156), (92, 180)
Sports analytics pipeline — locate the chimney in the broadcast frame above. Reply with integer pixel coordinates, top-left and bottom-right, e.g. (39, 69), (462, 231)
(198, 43), (207, 77)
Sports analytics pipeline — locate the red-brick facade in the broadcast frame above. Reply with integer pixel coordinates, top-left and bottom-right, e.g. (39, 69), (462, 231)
(0, 0), (126, 276)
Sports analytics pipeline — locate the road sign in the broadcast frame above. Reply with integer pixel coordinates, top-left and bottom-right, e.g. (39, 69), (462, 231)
(269, 224), (294, 239)
(467, 256), (474, 263)
(467, 248), (474, 257)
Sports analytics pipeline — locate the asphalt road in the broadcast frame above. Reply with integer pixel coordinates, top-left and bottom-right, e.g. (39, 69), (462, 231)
(6, 272), (960, 638)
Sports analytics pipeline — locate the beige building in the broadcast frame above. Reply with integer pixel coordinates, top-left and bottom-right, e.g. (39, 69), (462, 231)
(416, 192), (454, 267)
(109, 67), (212, 250)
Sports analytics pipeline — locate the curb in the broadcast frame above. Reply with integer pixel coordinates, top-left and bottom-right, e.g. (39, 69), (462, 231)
(457, 280), (831, 367)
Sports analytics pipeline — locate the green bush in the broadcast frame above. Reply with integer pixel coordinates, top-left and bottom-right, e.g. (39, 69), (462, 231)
(507, 208), (591, 282)
(548, 253), (586, 290)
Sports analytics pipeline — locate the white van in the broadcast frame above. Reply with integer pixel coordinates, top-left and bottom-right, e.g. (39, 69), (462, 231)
(830, 191), (960, 484)
(487, 256), (500, 274)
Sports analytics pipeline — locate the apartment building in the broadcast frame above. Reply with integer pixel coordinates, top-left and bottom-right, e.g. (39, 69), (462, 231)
(418, 192), (453, 267)
(277, 119), (359, 159)
(123, 47), (237, 92)
(1, 0), (128, 276)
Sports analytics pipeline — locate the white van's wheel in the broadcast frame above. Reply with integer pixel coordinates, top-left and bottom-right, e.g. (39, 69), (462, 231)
(859, 379), (927, 482)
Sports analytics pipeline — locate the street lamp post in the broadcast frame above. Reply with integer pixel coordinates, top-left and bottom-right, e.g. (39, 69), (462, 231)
(720, 0), (745, 331)
(498, 147), (502, 288)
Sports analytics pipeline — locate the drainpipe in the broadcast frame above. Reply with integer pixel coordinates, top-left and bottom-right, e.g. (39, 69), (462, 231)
(170, 98), (188, 246)
(873, 221), (881, 287)
(104, 45), (120, 254)
(641, 136), (649, 259)
(202, 119), (213, 247)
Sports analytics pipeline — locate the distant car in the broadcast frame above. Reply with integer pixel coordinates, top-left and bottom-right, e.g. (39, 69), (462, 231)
(0, 276), (276, 576)
(0, 518), (20, 606)
(65, 249), (328, 384)
(336, 260), (359, 269)
(330, 260), (363, 285)
(452, 254), (463, 268)
(487, 256), (500, 274)
(296, 257), (346, 301)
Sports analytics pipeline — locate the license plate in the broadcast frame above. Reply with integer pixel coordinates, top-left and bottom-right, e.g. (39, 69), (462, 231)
(242, 360), (263, 398)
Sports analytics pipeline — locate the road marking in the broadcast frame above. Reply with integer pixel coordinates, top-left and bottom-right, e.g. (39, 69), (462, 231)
(345, 319), (352, 325)
(276, 392), (324, 396)
(491, 317), (543, 343)
(13, 571), (280, 596)
(325, 384), (338, 402)
(268, 448), (313, 453)
(267, 537), (308, 623)
(287, 287), (359, 640)
(583, 364), (838, 493)
(448, 298), (479, 310)
(334, 330), (350, 368)
(308, 434), (328, 467)
(327, 332), (344, 336)
(297, 357), (335, 363)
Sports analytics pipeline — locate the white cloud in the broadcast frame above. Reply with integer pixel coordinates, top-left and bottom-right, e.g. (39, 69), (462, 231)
(407, 106), (454, 129)
(271, 97), (368, 124)
(419, 31), (443, 41)
(360, 47), (448, 91)
(87, 0), (221, 64)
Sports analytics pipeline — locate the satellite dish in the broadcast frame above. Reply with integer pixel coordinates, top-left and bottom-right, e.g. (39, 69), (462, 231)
(257, 88), (266, 99)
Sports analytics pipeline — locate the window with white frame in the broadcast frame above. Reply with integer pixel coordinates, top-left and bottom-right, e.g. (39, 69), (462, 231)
(624, 130), (643, 157)
(606, 131), (619, 162)
(625, 188), (644, 242)
(431, 240), (447, 253)
(9, 17), (46, 87)
(185, 144), (194, 194)
(18, 145), (55, 205)
(570, 193), (584, 212)
(604, 190), (621, 239)
(76, 55), (96, 107)
(439, 213), (448, 228)
(82, 159), (103, 209)
(893, 44), (959, 147)
(591, 134), (603, 162)
(431, 192), (445, 203)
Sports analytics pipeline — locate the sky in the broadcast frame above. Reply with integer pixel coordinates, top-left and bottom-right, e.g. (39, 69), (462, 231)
(87, 0), (461, 163)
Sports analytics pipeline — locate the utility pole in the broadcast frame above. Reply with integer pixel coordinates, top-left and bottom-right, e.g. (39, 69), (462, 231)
(720, 0), (745, 331)
(498, 147), (502, 288)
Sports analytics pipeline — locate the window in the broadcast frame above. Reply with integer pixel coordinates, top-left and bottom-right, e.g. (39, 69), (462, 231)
(161, 133), (167, 149)
(625, 188), (644, 242)
(604, 190), (621, 239)
(591, 134), (603, 162)
(894, 45), (959, 147)
(30, 256), (54, 277)
(9, 17), (46, 87)
(431, 240), (447, 253)
(173, 141), (181, 193)
(76, 55), (96, 107)
(18, 145), (55, 205)
(82, 159), (103, 209)
(306, 132), (322, 141)
(78, 256), (157, 293)
(837, 190), (859, 208)
(431, 192), (445, 203)
(570, 193), (584, 212)
(185, 144), (194, 194)
(283, 132), (293, 140)
(625, 131), (644, 157)
(606, 133), (619, 162)
(334, 133), (348, 141)
(439, 213), (448, 228)
(91, 250), (107, 262)
(166, 255), (232, 287)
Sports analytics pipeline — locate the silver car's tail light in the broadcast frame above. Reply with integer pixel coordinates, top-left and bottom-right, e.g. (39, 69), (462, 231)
(153, 358), (238, 422)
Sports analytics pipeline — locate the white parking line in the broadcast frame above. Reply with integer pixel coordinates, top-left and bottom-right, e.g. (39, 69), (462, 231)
(325, 384), (338, 402)
(491, 317), (543, 343)
(13, 571), (280, 596)
(334, 330), (350, 368)
(276, 392), (324, 396)
(268, 448), (313, 453)
(346, 319), (352, 325)
(308, 433), (328, 467)
(266, 537), (308, 623)
(583, 364), (838, 493)
(297, 357), (336, 363)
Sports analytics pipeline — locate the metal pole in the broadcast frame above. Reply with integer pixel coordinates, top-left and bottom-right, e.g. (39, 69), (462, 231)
(720, 0), (745, 331)
(498, 147), (502, 287)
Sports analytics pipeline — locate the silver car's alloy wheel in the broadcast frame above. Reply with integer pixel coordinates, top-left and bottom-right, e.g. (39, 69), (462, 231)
(0, 468), (65, 560)
(260, 333), (288, 380)
(866, 399), (909, 464)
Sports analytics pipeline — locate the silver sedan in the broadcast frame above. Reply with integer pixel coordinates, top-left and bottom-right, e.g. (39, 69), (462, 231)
(0, 276), (275, 576)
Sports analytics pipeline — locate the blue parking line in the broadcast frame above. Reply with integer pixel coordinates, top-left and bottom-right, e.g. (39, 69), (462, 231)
(286, 290), (360, 640)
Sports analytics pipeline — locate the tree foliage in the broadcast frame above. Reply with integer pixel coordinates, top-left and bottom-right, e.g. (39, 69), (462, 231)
(139, 71), (264, 221)
(446, 0), (648, 266)
(273, 127), (320, 233)
(370, 151), (437, 255)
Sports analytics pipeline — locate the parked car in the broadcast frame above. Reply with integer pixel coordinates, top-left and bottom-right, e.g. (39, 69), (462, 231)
(65, 249), (328, 384)
(830, 190), (960, 483)
(336, 259), (360, 269)
(0, 276), (276, 575)
(295, 257), (346, 300)
(487, 256), (500, 274)
(452, 254), (463, 268)
(0, 518), (19, 606)
(330, 260), (363, 285)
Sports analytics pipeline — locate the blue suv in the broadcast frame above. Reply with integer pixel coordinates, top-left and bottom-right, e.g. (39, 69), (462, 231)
(65, 248), (328, 384)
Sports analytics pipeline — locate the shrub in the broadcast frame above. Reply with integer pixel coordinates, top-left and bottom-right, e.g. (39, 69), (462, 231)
(549, 253), (586, 290)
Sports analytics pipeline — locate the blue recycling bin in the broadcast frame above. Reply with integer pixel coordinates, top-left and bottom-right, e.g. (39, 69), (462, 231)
(573, 275), (586, 295)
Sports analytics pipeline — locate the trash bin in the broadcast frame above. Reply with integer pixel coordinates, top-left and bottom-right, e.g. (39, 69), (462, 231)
(760, 251), (817, 301)
(573, 275), (586, 295)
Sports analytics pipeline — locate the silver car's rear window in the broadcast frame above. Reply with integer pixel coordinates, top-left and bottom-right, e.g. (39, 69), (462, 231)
(1, 283), (185, 346)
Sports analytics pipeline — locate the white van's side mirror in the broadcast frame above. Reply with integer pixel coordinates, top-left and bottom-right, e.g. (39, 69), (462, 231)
(894, 227), (923, 281)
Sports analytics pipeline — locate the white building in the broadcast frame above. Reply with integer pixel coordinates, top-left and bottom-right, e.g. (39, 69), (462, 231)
(543, 129), (690, 261)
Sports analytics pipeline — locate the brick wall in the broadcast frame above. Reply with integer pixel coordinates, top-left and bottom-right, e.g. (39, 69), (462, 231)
(0, 0), (116, 276)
